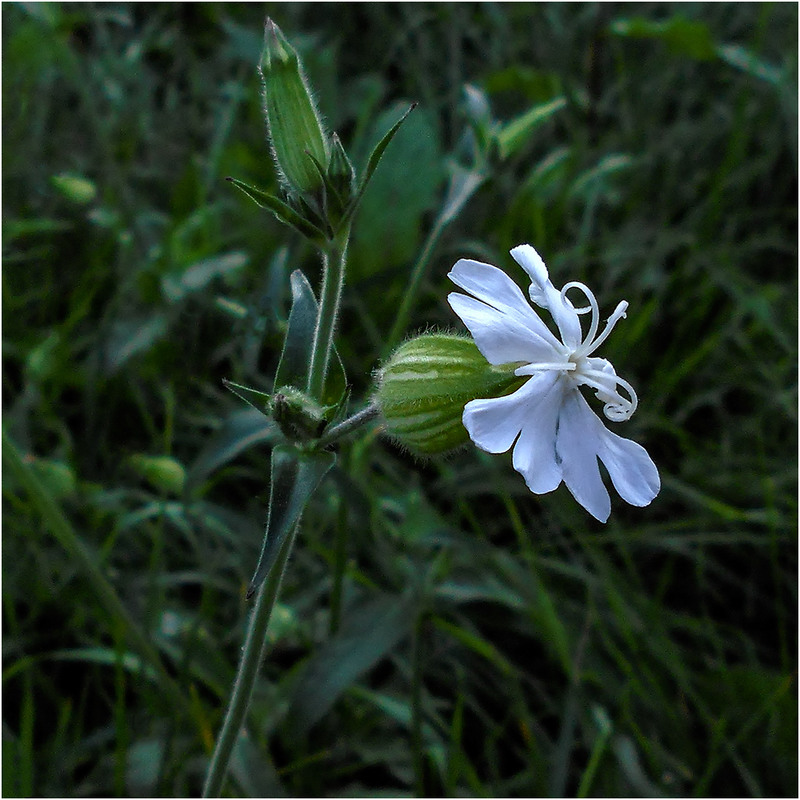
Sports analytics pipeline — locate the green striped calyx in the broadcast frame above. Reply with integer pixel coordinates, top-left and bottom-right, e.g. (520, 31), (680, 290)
(375, 334), (524, 455)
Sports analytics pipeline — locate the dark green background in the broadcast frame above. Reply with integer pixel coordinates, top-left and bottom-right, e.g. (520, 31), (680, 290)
(3, 3), (797, 796)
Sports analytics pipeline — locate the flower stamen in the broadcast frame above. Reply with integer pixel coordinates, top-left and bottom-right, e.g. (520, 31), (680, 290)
(561, 281), (600, 353)
(515, 361), (576, 377)
(578, 368), (638, 421)
(581, 301), (628, 357)
(561, 280), (630, 361)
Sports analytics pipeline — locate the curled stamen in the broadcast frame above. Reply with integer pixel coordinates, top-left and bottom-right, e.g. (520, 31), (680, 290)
(578, 368), (639, 421)
(561, 281), (599, 348)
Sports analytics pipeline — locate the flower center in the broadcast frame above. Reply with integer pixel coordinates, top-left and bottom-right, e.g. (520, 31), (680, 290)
(514, 281), (639, 422)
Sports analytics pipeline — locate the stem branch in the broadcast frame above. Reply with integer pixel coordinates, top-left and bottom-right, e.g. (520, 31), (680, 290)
(316, 403), (380, 448)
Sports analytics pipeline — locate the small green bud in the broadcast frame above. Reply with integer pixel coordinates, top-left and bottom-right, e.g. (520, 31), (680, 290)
(327, 133), (356, 204)
(375, 334), (524, 455)
(128, 454), (186, 495)
(260, 19), (329, 194)
(52, 172), (97, 204)
(270, 386), (328, 442)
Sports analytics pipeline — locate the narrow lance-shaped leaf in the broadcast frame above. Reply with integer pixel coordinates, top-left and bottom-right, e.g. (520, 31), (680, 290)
(274, 270), (347, 406)
(185, 409), (280, 496)
(343, 102), (417, 225)
(226, 177), (327, 243)
(439, 163), (485, 226)
(222, 378), (272, 416)
(305, 149), (346, 211)
(246, 446), (335, 599)
(495, 96), (567, 160)
(285, 591), (417, 736)
(274, 270), (319, 391)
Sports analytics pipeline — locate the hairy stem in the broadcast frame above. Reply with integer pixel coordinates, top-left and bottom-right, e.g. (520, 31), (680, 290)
(307, 235), (349, 401)
(202, 523), (299, 797)
(317, 403), (380, 448)
(204, 228), (352, 795)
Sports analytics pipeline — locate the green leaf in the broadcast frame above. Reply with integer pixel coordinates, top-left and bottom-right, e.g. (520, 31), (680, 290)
(274, 270), (347, 406)
(350, 103), (443, 276)
(439, 163), (485, 226)
(345, 102), (417, 223)
(161, 251), (248, 304)
(609, 16), (717, 61)
(285, 591), (417, 736)
(246, 446), (335, 598)
(717, 43), (782, 86)
(222, 379), (272, 415)
(29, 458), (77, 500)
(274, 270), (318, 391)
(102, 316), (168, 374)
(226, 177), (327, 242)
(229, 732), (287, 798)
(496, 96), (567, 160)
(47, 647), (159, 682)
(305, 149), (347, 218)
(185, 409), (280, 495)
(431, 616), (514, 676)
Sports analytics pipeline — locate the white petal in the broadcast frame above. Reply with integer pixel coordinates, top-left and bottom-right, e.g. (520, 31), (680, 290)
(447, 293), (558, 365)
(511, 371), (565, 494)
(555, 391), (611, 522)
(448, 259), (562, 359)
(449, 258), (539, 319)
(510, 244), (583, 349)
(462, 377), (545, 454)
(596, 428), (660, 507)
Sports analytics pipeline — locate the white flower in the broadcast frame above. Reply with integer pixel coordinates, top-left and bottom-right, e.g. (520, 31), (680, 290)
(447, 244), (660, 522)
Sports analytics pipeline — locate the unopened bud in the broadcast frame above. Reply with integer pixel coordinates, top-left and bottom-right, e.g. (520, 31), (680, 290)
(375, 334), (523, 455)
(260, 19), (329, 194)
(327, 133), (356, 204)
(270, 386), (327, 442)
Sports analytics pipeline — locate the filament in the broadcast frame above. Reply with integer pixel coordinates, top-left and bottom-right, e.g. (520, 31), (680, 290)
(515, 361), (576, 377)
(577, 368), (638, 421)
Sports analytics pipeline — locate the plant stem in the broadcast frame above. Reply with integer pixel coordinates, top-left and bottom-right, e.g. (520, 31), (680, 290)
(205, 227), (352, 795)
(206, 219), (352, 795)
(202, 523), (299, 798)
(316, 403), (380, 448)
(307, 234), (349, 401)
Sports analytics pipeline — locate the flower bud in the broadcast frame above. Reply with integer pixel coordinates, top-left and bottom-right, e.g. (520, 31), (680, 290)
(260, 19), (329, 194)
(327, 133), (356, 204)
(375, 334), (524, 455)
(270, 386), (327, 442)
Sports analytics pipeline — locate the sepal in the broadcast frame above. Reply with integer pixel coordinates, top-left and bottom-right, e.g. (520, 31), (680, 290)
(375, 334), (524, 455)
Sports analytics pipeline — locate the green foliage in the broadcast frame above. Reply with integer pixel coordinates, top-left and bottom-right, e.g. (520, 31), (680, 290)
(3, 3), (796, 797)
(246, 446), (335, 598)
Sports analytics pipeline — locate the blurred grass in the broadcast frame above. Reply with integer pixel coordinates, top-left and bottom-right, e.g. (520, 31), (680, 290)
(2, 2), (796, 797)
